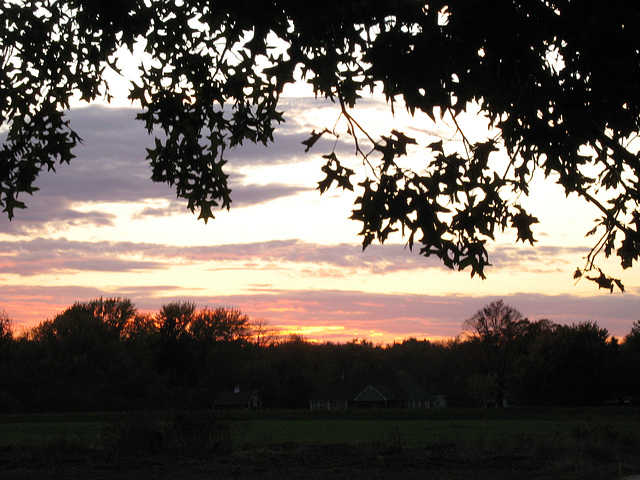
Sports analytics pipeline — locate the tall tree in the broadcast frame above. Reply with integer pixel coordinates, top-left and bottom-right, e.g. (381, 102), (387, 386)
(0, 308), (13, 364)
(190, 307), (251, 344)
(0, 308), (12, 343)
(2, 1), (639, 288)
(462, 300), (527, 406)
(19, 299), (143, 410)
(154, 301), (196, 380)
(46, 297), (140, 343)
(156, 301), (196, 344)
(76, 297), (139, 339)
(516, 321), (614, 406)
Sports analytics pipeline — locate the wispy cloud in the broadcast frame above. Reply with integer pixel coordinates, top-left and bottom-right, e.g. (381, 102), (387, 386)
(487, 244), (589, 271)
(0, 237), (430, 277)
(0, 238), (160, 275)
(0, 235), (599, 279)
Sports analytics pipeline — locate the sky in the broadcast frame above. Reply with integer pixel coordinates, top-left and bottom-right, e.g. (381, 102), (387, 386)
(1, 89), (638, 343)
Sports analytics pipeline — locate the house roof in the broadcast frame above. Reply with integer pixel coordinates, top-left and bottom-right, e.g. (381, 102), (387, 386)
(214, 390), (260, 406)
(355, 385), (388, 401)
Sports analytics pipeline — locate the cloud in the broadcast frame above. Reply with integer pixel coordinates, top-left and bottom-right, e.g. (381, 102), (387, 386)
(0, 107), (171, 233)
(0, 236), (436, 277)
(0, 103), (323, 232)
(0, 97), (441, 234)
(0, 238), (165, 276)
(0, 234), (600, 279)
(129, 181), (311, 219)
(0, 200), (119, 235)
(486, 244), (590, 271)
(167, 239), (447, 274)
(66, 101), (338, 170)
(230, 183), (311, 207)
(222, 98), (356, 166)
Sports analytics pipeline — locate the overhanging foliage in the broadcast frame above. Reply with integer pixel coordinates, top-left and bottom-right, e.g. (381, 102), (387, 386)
(2, 0), (639, 289)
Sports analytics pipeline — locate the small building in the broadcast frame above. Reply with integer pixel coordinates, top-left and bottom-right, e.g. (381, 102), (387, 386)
(214, 387), (262, 410)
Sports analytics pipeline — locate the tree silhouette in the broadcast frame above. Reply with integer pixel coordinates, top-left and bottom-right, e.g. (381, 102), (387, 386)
(156, 301), (196, 344)
(2, 1), (639, 288)
(516, 322), (614, 406)
(0, 309), (12, 342)
(75, 297), (138, 340)
(190, 307), (251, 344)
(463, 300), (527, 406)
(0, 308), (13, 363)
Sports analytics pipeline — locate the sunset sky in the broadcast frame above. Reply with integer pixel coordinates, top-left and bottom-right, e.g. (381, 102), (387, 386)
(1, 84), (638, 343)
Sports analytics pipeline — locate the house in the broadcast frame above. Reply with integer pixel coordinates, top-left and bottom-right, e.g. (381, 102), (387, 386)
(213, 386), (262, 410)
(309, 374), (445, 410)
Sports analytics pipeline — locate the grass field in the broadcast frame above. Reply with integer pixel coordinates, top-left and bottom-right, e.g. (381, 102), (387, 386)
(2, 407), (638, 446)
(227, 408), (640, 448)
(1, 408), (640, 479)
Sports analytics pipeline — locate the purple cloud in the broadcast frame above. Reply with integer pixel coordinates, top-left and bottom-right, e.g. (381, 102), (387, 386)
(0, 238), (161, 276)
(0, 104), (321, 232)
(0, 236), (604, 279)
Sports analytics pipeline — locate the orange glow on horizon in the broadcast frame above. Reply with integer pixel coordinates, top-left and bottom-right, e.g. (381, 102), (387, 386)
(5, 301), (68, 331)
(271, 324), (453, 345)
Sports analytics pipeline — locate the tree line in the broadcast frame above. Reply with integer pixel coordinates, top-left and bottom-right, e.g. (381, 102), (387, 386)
(0, 298), (638, 412)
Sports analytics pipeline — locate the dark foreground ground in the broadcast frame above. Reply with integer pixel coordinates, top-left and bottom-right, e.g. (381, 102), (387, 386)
(2, 441), (639, 480)
(2, 408), (640, 479)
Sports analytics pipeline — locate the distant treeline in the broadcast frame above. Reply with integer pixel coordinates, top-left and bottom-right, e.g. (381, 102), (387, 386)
(0, 298), (638, 412)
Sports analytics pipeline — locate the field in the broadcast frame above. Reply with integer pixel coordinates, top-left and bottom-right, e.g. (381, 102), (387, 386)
(1, 408), (640, 479)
